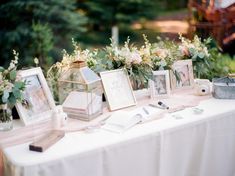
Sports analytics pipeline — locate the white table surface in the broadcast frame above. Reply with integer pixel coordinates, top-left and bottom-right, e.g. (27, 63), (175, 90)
(2, 98), (235, 176)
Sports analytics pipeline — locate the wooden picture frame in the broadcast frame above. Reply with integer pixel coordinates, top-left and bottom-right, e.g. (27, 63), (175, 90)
(16, 67), (56, 125)
(150, 70), (170, 98)
(100, 69), (137, 111)
(170, 59), (194, 91)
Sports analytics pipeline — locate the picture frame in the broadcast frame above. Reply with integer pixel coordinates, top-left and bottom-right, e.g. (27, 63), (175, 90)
(150, 70), (170, 98)
(16, 67), (56, 125)
(100, 69), (137, 111)
(170, 59), (194, 91)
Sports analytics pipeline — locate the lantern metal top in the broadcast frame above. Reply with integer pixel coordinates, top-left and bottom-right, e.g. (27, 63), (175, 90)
(70, 60), (87, 69)
(58, 60), (101, 88)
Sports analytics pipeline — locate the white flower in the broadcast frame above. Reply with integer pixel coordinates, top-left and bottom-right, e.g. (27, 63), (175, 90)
(154, 48), (168, 59)
(179, 45), (190, 56)
(13, 60), (18, 64)
(113, 47), (120, 57)
(83, 49), (90, 56)
(8, 62), (15, 70)
(203, 47), (210, 57)
(8, 51), (20, 71)
(12, 50), (19, 62)
(160, 60), (167, 67)
(0, 73), (3, 84)
(119, 48), (130, 58)
(13, 49), (17, 55)
(188, 44), (195, 49)
(140, 47), (151, 57)
(144, 48), (150, 57)
(124, 56), (132, 66)
(130, 51), (142, 64)
(5, 82), (13, 92)
(34, 58), (39, 65)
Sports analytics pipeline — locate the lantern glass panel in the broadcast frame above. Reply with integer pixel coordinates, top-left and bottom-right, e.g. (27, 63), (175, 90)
(59, 64), (103, 121)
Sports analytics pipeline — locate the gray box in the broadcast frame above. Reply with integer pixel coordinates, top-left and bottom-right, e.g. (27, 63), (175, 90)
(212, 77), (235, 99)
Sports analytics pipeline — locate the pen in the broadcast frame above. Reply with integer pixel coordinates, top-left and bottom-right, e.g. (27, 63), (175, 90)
(158, 101), (169, 109)
(142, 107), (149, 115)
(149, 101), (169, 110)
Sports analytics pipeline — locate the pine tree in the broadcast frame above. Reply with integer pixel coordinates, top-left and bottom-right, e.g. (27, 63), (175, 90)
(77, 0), (158, 45)
(0, 0), (87, 68)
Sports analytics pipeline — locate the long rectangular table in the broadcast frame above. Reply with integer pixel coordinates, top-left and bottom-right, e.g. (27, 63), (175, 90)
(1, 94), (235, 176)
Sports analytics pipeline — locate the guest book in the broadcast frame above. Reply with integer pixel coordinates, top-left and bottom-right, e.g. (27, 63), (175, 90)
(102, 106), (163, 133)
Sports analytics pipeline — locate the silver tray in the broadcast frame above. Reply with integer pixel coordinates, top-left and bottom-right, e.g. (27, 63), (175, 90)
(212, 77), (235, 99)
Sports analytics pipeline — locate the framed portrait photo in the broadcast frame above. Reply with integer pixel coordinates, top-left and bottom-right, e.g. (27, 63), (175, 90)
(170, 59), (194, 91)
(16, 67), (56, 125)
(150, 70), (170, 98)
(100, 69), (137, 111)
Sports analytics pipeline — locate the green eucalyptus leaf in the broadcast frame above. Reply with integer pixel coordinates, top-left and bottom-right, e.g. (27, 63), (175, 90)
(10, 70), (17, 81)
(13, 89), (21, 99)
(189, 48), (195, 54)
(106, 60), (113, 69)
(14, 81), (25, 89)
(116, 61), (121, 68)
(2, 90), (9, 103)
(192, 55), (197, 61)
(8, 94), (16, 105)
(0, 67), (4, 72)
(204, 59), (210, 68)
(198, 52), (205, 59)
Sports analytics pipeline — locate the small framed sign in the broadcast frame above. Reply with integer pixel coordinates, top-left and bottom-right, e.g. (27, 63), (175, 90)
(150, 70), (170, 98)
(16, 67), (56, 125)
(100, 69), (136, 111)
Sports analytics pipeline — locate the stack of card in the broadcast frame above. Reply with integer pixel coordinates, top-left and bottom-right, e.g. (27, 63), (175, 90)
(62, 91), (102, 121)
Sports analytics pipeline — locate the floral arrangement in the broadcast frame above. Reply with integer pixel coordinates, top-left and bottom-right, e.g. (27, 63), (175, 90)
(47, 36), (184, 92)
(150, 36), (179, 71)
(47, 34), (229, 96)
(178, 35), (211, 78)
(48, 40), (97, 79)
(179, 35), (210, 60)
(99, 37), (153, 89)
(0, 50), (26, 122)
(0, 50), (26, 105)
(47, 39), (98, 102)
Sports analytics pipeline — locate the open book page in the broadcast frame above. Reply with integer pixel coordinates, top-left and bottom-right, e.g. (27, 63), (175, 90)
(128, 106), (164, 123)
(102, 111), (142, 133)
(102, 106), (163, 133)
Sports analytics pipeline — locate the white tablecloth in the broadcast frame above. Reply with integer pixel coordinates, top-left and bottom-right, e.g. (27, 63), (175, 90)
(3, 98), (235, 176)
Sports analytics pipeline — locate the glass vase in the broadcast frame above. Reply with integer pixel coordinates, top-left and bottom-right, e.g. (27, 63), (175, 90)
(0, 104), (13, 131)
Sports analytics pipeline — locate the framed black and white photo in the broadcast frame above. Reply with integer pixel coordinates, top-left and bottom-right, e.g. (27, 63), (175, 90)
(100, 69), (136, 111)
(16, 67), (56, 125)
(150, 70), (170, 98)
(170, 59), (194, 91)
